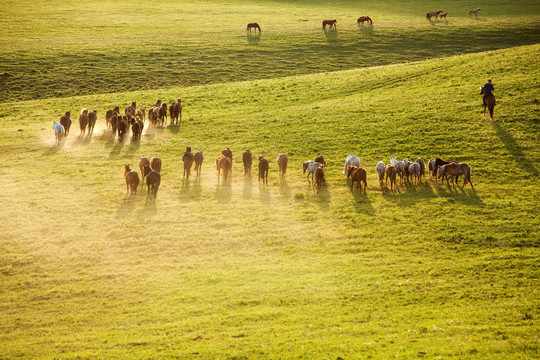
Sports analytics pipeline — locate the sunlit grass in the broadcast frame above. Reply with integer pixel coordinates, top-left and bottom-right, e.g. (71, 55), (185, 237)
(0, 43), (538, 358)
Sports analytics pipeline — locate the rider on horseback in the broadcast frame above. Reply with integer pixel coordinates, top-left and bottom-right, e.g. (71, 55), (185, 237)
(482, 79), (495, 106)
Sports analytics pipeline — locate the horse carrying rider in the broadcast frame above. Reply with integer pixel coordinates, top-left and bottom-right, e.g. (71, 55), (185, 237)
(482, 79), (495, 105)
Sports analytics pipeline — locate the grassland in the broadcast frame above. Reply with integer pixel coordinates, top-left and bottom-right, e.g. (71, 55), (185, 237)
(0, 0), (539, 102)
(0, 39), (538, 358)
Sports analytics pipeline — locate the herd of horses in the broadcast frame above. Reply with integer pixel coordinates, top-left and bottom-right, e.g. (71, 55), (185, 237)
(246, 7), (484, 33)
(51, 99), (183, 144)
(123, 146), (473, 198)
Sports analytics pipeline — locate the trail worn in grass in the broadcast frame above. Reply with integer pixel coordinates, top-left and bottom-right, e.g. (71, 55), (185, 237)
(0, 44), (538, 358)
(0, 0), (539, 102)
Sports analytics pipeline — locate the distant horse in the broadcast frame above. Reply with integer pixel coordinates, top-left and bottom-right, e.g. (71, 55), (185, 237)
(440, 12), (448, 19)
(258, 156), (269, 184)
(247, 23), (261, 32)
(53, 121), (65, 144)
(322, 19), (337, 29)
(426, 10), (443, 21)
(480, 87), (496, 118)
(376, 161), (386, 186)
(303, 160), (323, 182)
(59, 111), (72, 136)
(124, 164), (140, 195)
(182, 146), (194, 179)
(342, 155), (360, 175)
(468, 8), (481, 17)
(357, 16), (372, 26)
(194, 150), (204, 176)
(79, 108), (89, 136)
(242, 150), (252, 175)
(277, 153), (288, 178)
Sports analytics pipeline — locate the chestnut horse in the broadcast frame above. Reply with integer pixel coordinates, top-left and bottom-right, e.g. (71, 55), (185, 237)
(322, 19), (337, 29)
(468, 8), (481, 17)
(426, 10), (443, 20)
(480, 87), (496, 118)
(247, 23), (261, 32)
(357, 16), (372, 26)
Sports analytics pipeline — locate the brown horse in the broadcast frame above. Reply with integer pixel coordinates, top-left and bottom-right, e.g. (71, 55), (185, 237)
(480, 87), (496, 118)
(357, 16), (372, 26)
(468, 8), (481, 17)
(247, 23), (261, 32)
(440, 12), (448, 19)
(426, 10), (443, 20)
(322, 19), (337, 30)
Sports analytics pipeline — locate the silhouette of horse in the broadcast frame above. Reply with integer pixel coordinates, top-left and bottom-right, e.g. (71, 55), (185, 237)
(357, 16), (372, 26)
(247, 23), (261, 32)
(480, 87), (496, 118)
(468, 8), (481, 17)
(426, 10), (443, 21)
(322, 19), (337, 29)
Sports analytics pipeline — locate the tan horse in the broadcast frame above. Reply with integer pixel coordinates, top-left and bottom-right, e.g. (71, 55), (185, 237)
(468, 8), (481, 17)
(247, 23), (261, 32)
(357, 16), (372, 26)
(426, 10), (443, 20)
(480, 87), (496, 118)
(322, 19), (337, 30)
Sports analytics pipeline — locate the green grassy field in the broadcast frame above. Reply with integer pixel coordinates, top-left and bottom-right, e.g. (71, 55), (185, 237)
(1, 0), (539, 359)
(0, 0), (539, 102)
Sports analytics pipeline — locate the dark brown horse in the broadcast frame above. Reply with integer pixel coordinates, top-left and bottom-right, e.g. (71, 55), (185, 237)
(322, 19), (337, 29)
(247, 23), (261, 32)
(480, 87), (496, 118)
(357, 16), (372, 26)
(426, 10), (443, 21)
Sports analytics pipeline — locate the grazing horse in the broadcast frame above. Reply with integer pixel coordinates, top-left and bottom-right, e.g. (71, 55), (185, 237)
(440, 12), (448, 19)
(303, 160), (323, 182)
(390, 157), (406, 185)
(342, 155), (360, 175)
(438, 163), (474, 188)
(194, 150), (204, 176)
(385, 165), (397, 192)
(277, 153), (288, 178)
(124, 164), (140, 195)
(314, 167), (325, 193)
(376, 161), (386, 186)
(348, 166), (367, 194)
(322, 19), (337, 29)
(182, 146), (195, 179)
(247, 23), (261, 32)
(258, 156), (269, 184)
(480, 87), (496, 118)
(357, 16), (373, 26)
(242, 150), (252, 175)
(426, 10), (443, 20)
(53, 121), (65, 144)
(468, 8), (481, 17)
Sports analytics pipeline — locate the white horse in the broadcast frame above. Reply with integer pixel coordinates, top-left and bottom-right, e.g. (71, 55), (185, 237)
(53, 121), (65, 144)
(409, 162), (421, 184)
(376, 161), (386, 184)
(303, 160), (323, 182)
(342, 155), (360, 175)
(390, 157), (406, 184)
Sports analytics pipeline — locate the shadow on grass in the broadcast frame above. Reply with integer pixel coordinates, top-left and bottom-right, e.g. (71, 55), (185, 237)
(179, 177), (202, 202)
(259, 181), (271, 203)
(357, 25), (374, 36)
(243, 174), (253, 200)
(109, 141), (125, 158)
(247, 33), (261, 45)
(323, 28), (340, 46)
(305, 183), (331, 210)
(433, 181), (484, 205)
(351, 189), (375, 215)
(492, 120), (538, 176)
(215, 179), (232, 203)
(279, 178), (291, 198)
(125, 138), (141, 157)
(140, 196), (157, 216)
(167, 123), (180, 134)
(43, 142), (63, 155)
(116, 194), (138, 219)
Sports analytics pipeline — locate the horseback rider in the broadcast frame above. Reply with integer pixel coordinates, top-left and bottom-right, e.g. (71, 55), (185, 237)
(482, 79), (495, 105)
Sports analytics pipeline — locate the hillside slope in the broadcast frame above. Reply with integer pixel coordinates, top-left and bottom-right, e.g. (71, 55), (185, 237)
(0, 45), (538, 358)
